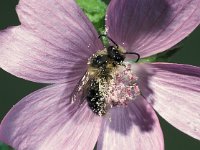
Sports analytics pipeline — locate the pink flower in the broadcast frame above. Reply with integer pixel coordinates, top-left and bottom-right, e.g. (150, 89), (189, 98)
(0, 0), (200, 149)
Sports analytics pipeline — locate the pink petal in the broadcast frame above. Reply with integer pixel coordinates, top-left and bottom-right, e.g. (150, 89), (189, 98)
(97, 98), (164, 150)
(106, 0), (200, 57)
(0, 83), (102, 150)
(138, 63), (200, 140)
(0, 0), (103, 83)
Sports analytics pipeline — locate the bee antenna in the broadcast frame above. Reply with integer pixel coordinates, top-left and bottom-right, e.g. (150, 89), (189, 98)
(124, 52), (140, 62)
(98, 34), (119, 49)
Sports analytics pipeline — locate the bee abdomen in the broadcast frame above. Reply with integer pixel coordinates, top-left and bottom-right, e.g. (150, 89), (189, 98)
(86, 80), (106, 116)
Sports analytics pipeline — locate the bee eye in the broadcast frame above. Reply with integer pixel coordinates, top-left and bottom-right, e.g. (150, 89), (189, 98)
(107, 46), (125, 63)
(91, 55), (108, 68)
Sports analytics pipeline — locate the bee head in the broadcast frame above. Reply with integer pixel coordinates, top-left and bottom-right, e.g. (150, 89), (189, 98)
(107, 46), (125, 63)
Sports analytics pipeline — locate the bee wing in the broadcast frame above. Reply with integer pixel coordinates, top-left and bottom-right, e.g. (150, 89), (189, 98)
(70, 71), (92, 105)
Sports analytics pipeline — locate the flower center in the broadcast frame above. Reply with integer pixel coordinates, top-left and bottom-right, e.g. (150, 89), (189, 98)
(100, 63), (140, 108)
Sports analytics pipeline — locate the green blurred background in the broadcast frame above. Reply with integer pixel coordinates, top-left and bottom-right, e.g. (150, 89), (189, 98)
(0, 0), (200, 149)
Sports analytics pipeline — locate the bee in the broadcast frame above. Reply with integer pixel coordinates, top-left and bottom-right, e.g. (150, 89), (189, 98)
(71, 35), (140, 116)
